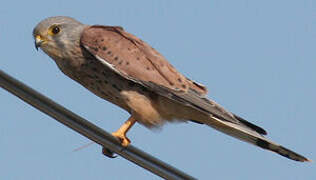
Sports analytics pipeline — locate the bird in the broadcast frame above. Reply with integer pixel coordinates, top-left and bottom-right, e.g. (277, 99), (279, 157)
(33, 16), (310, 162)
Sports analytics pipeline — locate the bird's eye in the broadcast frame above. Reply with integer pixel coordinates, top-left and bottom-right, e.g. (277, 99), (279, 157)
(49, 25), (60, 35)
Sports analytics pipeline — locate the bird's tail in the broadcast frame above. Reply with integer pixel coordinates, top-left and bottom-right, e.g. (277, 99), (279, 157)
(204, 115), (311, 162)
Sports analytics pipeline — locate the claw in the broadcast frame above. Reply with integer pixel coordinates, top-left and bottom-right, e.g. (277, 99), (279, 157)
(112, 131), (131, 147)
(102, 117), (136, 158)
(102, 131), (131, 158)
(102, 147), (117, 158)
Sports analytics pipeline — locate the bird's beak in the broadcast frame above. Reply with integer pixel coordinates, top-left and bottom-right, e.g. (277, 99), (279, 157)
(35, 35), (44, 51)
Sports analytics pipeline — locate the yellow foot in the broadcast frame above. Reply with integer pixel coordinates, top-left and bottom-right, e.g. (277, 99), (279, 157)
(111, 131), (131, 147)
(102, 131), (131, 158)
(102, 116), (136, 158)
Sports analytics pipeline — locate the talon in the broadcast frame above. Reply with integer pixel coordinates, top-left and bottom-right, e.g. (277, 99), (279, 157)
(101, 132), (130, 158)
(102, 117), (136, 158)
(102, 147), (117, 158)
(112, 131), (131, 147)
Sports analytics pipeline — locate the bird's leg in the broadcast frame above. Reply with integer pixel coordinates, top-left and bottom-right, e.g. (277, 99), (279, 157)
(102, 116), (136, 158)
(111, 116), (136, 146)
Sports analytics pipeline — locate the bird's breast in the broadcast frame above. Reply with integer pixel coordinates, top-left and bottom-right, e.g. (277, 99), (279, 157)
(59, 56), (195, 128)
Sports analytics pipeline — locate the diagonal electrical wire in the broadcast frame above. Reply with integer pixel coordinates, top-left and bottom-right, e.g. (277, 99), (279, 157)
(0, 69), (196, 180)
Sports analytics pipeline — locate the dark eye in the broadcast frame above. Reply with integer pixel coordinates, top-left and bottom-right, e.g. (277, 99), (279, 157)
(51, 25), (60, 35)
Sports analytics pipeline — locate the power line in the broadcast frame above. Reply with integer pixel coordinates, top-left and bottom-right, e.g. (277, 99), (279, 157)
(0, 70), (196, 180)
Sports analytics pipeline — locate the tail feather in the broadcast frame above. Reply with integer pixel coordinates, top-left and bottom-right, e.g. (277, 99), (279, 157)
(143, 80), (310, 162)
(205, 116), (311, 162)
(256, 139), (311, 162)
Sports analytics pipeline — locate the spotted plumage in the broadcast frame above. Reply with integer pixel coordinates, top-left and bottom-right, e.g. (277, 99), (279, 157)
(33, 16), (310, 162)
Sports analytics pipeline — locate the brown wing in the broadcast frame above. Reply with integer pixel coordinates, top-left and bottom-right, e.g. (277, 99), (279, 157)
(80, 25), (207, 95)
(80, 25), (266, 135)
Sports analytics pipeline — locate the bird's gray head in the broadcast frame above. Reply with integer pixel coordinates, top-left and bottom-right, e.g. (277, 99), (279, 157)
(33, 16), (87, 61)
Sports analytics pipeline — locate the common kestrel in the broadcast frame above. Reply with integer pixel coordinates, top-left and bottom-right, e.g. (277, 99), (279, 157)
(33, 16), (310, 162)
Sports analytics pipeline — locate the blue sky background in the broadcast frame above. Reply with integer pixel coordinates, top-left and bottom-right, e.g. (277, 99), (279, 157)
(1, 0), (315, 179)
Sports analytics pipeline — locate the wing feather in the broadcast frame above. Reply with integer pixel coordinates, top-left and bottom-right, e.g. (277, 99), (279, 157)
(80, 25), (266, 134)
(80, 25), (207, 95)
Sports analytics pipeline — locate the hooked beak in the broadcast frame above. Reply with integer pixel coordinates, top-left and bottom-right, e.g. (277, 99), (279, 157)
(35, 35), (44, 51)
